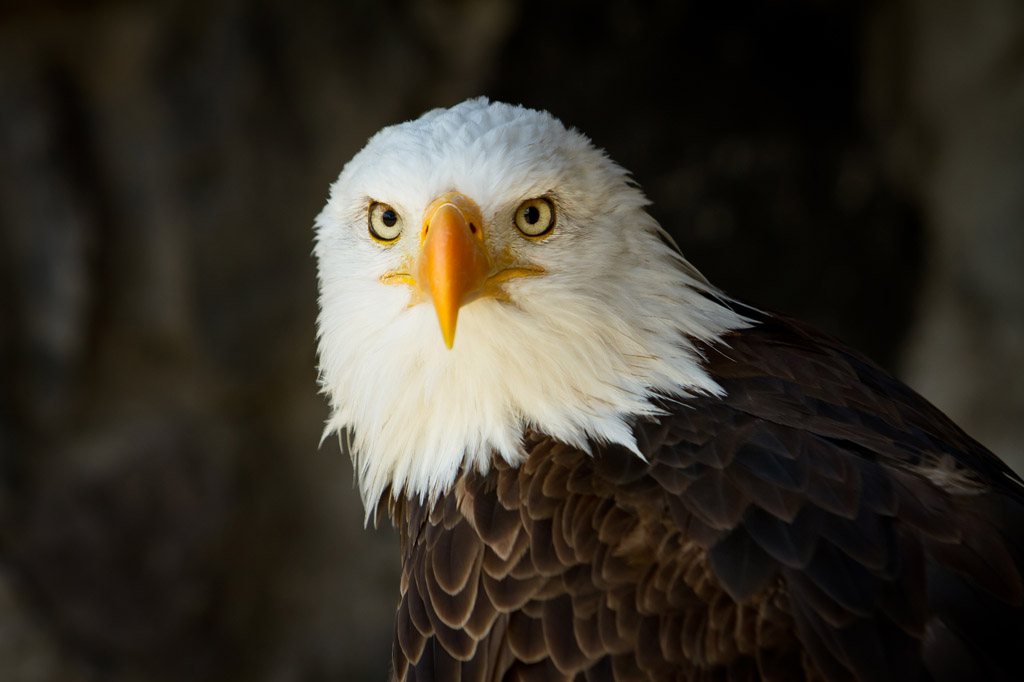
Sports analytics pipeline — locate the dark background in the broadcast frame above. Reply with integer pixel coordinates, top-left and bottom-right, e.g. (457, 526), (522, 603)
(1, 1), (1022, 680)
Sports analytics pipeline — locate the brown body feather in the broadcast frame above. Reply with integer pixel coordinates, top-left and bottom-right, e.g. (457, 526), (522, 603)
(384, 312), (1024, 682)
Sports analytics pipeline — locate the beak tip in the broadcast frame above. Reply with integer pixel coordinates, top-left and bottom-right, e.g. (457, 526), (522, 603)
(439, 310), (458, 350)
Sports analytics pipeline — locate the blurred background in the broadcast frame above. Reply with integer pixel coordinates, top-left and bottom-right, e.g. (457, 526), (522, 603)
(1, 0), (1022, 680)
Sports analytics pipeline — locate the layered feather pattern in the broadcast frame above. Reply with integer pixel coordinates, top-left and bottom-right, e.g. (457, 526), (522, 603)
(385, 313), (1024, 682)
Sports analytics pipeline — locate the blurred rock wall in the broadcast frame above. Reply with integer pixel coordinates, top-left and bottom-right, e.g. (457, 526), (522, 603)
(866, 0), (1024, 467)
(0, 1), (1020, 681)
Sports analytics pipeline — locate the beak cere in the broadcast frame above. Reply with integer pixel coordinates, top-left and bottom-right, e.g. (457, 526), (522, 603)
(416, 194), (491, 349)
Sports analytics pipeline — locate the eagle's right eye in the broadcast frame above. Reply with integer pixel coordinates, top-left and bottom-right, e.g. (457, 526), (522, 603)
(368, 202), (403, 243)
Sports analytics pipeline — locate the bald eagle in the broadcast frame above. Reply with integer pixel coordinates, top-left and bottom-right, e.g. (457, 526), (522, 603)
(314, 99), (1024, 682)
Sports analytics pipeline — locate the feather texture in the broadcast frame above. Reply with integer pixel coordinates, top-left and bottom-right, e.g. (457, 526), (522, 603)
(386, 314), (1024, 682)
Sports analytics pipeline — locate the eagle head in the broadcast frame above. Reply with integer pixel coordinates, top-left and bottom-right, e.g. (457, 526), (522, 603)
(314, 98), (746, 513)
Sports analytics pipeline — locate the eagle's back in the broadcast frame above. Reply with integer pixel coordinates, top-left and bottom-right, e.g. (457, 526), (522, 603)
(389, 314), (1024, 682)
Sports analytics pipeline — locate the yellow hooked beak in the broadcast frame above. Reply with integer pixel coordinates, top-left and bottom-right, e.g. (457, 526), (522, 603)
(416, 193), (490, 349)
(379, 191), (545, 349)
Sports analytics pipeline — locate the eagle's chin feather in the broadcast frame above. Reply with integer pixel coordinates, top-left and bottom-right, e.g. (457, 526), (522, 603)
(320, 256), (748, 517)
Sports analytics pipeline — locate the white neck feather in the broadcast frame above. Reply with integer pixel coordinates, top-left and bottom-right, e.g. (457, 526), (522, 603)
(317, 230), (746, 517)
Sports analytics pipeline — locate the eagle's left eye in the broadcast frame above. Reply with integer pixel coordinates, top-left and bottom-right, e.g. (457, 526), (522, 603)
(368, 202), (403, 243)
(514, 198), (555, 238)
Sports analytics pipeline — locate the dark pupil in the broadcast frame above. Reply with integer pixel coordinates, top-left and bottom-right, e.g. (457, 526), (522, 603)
(523, 206), (540, 224)
(381, 210), (397, 227)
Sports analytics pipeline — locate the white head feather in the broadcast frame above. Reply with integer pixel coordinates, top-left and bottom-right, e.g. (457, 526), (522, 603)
(314, 98), (748, 515)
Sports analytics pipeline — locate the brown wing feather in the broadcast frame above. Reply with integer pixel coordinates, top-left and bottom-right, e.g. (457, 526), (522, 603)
(389, 311), (1024, 681)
